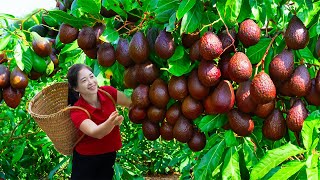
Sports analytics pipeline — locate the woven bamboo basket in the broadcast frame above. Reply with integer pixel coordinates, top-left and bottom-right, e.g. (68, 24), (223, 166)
(28, 82), (89, 155)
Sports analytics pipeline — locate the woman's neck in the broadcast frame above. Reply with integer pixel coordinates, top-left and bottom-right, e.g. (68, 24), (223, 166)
(81, 93), (100, 108)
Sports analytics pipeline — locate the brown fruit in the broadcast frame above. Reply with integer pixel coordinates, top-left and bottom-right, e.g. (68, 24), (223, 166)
(250, 72), (276, 104)
(227, 109), (254, 136)
(93, 23), (105, 45)
(218, 53), (232, 80)
(305, 79), (320, 106)
(316, 71), (320, 93)
(160, 122), (174, 140)
(131, 84), (150, 108)
(181, 95), (203, 120)
(83, 47), (98, 59)
(199, 32), (223, 60)
(209, 80), (235, 114)
(168, 76), (188, 101)
(189, 40), (200, 61)
(142, 121), (160, 141)
(188, 69), (210, 100)
(50, 53), (59, 67)
(0, 53), (7, 64)
(136, 61), (159, 85)
(10, 67), (28, 89)
(269, 49), (294, 82)
(228, 52), (252, 83)
(188, 131), (206, 152)
(31, 32), (52, 57)
(100, 6), (117, 18)
(288, 65), (311, 97)
(165, 102), (181, 126)
(198, 60), (221, 87)
(129, 31), (149, 64)
(147, 106), (166, 124)
(59, 23), (79, 44)
(115, 38), (134, 67)
(182, 32), (200, 48)
(286, 99), (308, 132)
(284, 15), (309, 50)
(77, 26), (96, 50)
(129, 106), (146, 124)
(254, 100), (275, 118)
(28, 69), (42, 80)
(262, 109), (287, 141)
(155, 30), (176, 59)
(203, 94), (215, 115)
(238, 19), (261, 47)
(277, 80), (293, 97)
(149, 78), (170, 108)
(97, 42), (116, 67)
(236, 81), (256, 113)
(173, 115), (194, 143)
(123, 65), (139, 89)
(0, 64), (10, 88)
(218, 29), (237, 53)
(146, 27), (160, 52)
(3, 85), (22, 108)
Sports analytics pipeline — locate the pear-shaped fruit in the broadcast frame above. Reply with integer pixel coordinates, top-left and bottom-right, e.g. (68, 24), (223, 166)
(188, 130), (206, 152)
(115, 38), (134, 67)
(173, 115), (193, 143)
(288, 65), (311, 97)
(97, 42), (116, 67)
(149, 78), (169, 108)
(182, 32), (200, 48)
(136, 61), (159, 85)
(209, 80), (235, 114)
(284, 15), (309, 50)
(254, 100), (275, 118)
(238, 19), (261, 47)
(228, 52), (252, 83)
(160, 122), (174, 140)
(203, 93), (215, 115)
(123, 65), (139, 89)
(0, 64), (10, 88)
(315, 71), (320, 93)
(251, 72), (276, 104)
(83, 47), (98, 59)
(129, 31), (149, 64)
(168, 75), (188, 101)
(93, 23), (105, 45)
(305, 79), (320, 106)
(31, 32), (52, 57)
(10, 67), (28, 89)
(129, 105), (146, 124)
(269, 49), (294, 82)
(77, 26), (97, 50)
(165, 102), (181, 126)
(189, 40), (200, 61)
(227, 109), (254, 136)
(218, 53), (232, 80)
(181, 95), (203, 120)
(262, 109), (287, 141)
(155, 30), (175, 59)
(146, 27), (160, 52)
(131, 84), (150, 108)
(147, 106), (166, 124)
(3, 85), (22, 108)
(218, 29), (237, 53)
(30, 25), (48, 37)
(59, 23), (79, 44)
(142, 121), (160, 141)
(188, 69), (210, 100)
(286, 99), (308, 132)
(32, 54), (47, 74)
(236, 80), (256, 113)
(198, 60), (221, 87)
(199, 32), (223, 60)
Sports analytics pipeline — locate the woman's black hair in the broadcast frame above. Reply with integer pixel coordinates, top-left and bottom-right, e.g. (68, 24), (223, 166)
(67, 64), (93, 105)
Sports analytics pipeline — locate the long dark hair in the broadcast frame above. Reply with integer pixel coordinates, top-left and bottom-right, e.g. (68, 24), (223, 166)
(67, 64), (93, 105)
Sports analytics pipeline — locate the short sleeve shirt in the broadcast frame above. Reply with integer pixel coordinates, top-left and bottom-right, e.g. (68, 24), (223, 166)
(70, 86), (122, 155)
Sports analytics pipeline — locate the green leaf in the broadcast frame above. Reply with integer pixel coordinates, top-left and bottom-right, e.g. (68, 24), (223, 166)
(48, 156), (69, 179)
(21, 47), (33, 74)
(194, 140), (226, 179)
(250, 143), (306, 180)
(249, 0), (260, 20)
(224, 130), (238, 147)
(217, 0), (242, 27)
(167, 56), (191, 76)
(180, 3), (202, 34)
(12, 140), (26, 164)
(0, 35), (11, 51)
(142, 0), (159, 12)
(176, 0), (196, 20)
(155, 0), (179, 23)
(47, 10), (93, 29)
(60, 42), (79, 54)
(238, 0), (253, 22)
(167, 46), (184, 62)
(166, 12), (176, 32)
(243, 137), (258, 170)
(302, 110), (320, 151)
(77, 0), (101, 14)
(46, 60), (54, 76)
(268, 161), (305, 180)
(298, 47), (318, 64)
(246, 38), (271, 64)
(101, 27), (119, 43)
(222, 147), (241, 180)
(306, 153), (319, 180)
(14, 43), (23, 70)
(199, 114), (228, 133)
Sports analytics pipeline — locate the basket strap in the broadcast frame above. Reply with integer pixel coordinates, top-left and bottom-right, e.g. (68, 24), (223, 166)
(98, 88), (116, 107)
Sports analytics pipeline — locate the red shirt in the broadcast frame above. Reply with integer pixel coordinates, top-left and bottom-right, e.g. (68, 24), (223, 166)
(70, 86), (122, 155)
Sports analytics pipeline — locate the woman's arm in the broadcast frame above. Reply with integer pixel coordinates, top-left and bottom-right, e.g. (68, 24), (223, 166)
(79, 111), (124, 139)
(117, 90), (132, 107)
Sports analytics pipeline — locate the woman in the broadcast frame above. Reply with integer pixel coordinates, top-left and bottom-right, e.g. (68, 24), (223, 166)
(67, 64), (131, 179)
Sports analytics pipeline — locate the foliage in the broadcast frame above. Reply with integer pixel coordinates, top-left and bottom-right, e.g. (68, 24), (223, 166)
(0, 0), (319, 179)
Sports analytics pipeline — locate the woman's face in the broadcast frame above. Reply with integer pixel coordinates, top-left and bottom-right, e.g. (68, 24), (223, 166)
(74, 68), (98, 95)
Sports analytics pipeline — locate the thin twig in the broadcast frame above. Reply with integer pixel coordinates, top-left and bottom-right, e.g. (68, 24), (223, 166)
(216, 7), (236, 53)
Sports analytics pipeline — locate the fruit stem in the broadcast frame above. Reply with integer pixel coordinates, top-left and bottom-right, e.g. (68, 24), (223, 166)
(255, 31), (281, 72)
(126, 13), (147, 35)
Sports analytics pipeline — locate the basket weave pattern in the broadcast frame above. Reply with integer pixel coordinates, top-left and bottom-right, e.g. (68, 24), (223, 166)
(28, 82), (88, 155)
